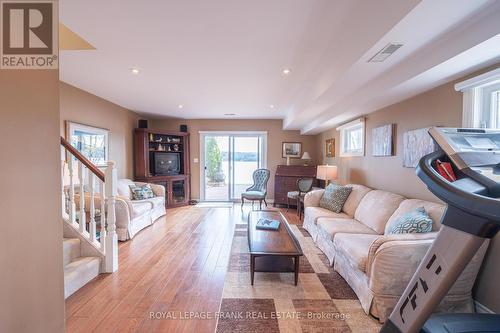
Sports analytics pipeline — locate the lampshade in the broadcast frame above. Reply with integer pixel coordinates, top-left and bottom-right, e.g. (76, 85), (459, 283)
(301, 152), (311, 160)
(316, 165), (338, 181)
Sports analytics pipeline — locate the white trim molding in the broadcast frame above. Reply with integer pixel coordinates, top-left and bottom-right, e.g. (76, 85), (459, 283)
(455, 67), (500, 92)
(336, 117), (365, 131)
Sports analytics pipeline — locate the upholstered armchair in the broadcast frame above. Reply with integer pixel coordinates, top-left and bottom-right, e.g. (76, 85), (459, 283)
(241, 169), (270, 210)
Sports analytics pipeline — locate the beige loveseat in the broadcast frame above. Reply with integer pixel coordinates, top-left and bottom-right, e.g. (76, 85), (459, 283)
(303, 184), (488, 323)
(115, 179), (167, 241)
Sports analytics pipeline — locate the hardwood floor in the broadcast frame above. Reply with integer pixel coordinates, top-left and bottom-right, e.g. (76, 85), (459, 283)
(65, 204), (302, 333)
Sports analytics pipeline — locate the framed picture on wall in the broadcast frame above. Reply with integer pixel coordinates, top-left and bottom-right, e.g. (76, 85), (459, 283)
(66, 121), (109, 167)
(325, 138), (335, 157)
(282, 142), (302, 158)
(372, 124), (394, 156)
(403, 127), (436, 168)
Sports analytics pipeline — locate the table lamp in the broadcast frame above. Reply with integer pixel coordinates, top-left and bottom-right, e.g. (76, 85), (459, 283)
(301, 152), (311, 166)
(316, 165), (338, 187)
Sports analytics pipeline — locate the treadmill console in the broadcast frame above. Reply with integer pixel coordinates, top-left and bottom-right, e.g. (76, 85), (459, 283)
(428, 128), (500, 194)
(415, 127), (500, 232)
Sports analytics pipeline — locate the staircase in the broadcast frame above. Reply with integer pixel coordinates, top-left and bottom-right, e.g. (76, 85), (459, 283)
(63, 238), (100, 298)
(60, 137), (119, 298)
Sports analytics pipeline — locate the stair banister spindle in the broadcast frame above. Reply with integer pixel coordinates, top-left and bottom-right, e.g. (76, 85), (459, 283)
(99, 180), (107, 252)
(89, 173), (96, 242)
(61, 150), (69, 220)
(78, 161), (86, 234)
(67, 152), (76, 225)
(104, 161), (118, 272)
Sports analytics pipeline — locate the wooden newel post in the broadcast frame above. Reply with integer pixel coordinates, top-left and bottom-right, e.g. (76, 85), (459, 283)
(105, 161), (118, 272)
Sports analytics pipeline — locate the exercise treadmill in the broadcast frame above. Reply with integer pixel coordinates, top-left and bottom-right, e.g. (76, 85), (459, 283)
(380, 127), (500, 333)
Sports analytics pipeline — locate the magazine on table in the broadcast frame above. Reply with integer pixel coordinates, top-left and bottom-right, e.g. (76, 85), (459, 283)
(256, 218), (280, 231)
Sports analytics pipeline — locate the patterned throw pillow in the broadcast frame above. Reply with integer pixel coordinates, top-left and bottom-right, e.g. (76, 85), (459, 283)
(387, 207), (433, 235)
(130, 184), (155, 200)
(319, 184), (352, 213)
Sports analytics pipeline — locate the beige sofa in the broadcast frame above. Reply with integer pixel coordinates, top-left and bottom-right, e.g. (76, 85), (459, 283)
(303, 184), (488, 323)
(115, 179), (167, 241)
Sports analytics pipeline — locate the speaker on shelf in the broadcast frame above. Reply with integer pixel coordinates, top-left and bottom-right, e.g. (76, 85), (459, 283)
(180, 124), (188, 132)
(138, 119), (148, 129)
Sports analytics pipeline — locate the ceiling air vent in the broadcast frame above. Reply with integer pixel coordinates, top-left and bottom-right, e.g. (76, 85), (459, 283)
(368, 43), (403, 62)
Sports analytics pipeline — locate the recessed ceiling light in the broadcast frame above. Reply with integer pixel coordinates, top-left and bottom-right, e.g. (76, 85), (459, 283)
(224, 113), (236, 116)
(282, 68), (291, 75)
(270, 104), (275, 109)
(131, 68), (140, 74)
(178, 104), (184, 109)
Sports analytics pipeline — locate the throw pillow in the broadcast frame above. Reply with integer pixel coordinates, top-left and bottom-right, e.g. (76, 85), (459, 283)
(130, 184), (155, 200)
(387, 207), (433, 234)
(319, 183), (352, 213)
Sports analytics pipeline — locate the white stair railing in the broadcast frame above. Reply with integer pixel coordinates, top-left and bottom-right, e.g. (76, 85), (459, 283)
(60, 137), (118, 273)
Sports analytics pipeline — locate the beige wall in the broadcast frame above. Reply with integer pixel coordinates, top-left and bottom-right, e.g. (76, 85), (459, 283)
(59, 82), (140, 179)
(316, 66), (500, 312)
(150, 119), (318, 200)
(0, 72), (65, 331)
(316, 80), (461, 202)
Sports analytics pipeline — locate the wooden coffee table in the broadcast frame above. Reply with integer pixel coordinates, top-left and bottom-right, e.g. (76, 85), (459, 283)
(247, 210), (303, 285)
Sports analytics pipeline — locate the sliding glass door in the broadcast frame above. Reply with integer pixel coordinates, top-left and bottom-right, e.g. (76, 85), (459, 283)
(203, 135), (230, 201)
(201, 132), (267, 201)
(231, 136), (260, 199)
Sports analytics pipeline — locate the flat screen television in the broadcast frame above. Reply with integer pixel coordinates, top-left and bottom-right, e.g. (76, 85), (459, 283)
(150, 152), (181, 175)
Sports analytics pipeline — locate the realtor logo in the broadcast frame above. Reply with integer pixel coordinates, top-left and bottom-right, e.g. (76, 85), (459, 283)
(1, 0), (58, 69)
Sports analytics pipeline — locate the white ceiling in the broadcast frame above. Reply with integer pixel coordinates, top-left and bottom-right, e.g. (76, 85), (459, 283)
(60, 0), (500, 134)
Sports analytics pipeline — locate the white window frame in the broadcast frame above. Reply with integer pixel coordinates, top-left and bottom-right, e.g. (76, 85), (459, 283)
(455, 67), (500, 129)
(337, 118), (365, 157)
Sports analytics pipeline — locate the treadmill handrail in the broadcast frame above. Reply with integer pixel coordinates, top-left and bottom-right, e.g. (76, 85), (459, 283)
(417, 151), (500, 222)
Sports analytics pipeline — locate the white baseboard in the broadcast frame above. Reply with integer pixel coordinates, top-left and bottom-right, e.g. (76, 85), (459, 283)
(475, 300), (496, 314)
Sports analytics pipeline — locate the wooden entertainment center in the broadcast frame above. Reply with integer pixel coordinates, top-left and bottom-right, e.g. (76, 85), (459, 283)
(134, 128), (190, 207)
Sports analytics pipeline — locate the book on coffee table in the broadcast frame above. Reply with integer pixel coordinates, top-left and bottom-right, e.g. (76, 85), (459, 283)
(256, 218), (280, 231)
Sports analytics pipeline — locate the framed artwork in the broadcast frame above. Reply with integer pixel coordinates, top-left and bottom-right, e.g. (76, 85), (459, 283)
(325, 138), (335, 157)
(403, 127), (436, 168)
(66, 121), (109, 167)
(282, 142), (302, 158)
(372, 124), (394, 156)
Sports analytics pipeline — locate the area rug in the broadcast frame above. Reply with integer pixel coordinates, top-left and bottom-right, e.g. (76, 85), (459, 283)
(215, 221), (381, 332)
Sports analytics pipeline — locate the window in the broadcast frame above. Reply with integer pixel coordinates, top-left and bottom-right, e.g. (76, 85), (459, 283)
(337, 118), (365, 156)
(455, 67), (500, 129)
